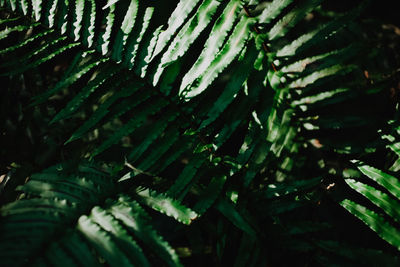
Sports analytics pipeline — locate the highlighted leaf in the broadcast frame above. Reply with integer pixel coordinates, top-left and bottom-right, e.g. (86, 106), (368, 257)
(345, 179), (400, 223)
(357, 164), (400, 200)
(182, 16), (252, 98)
(136, 188), (198, 225)
(340, 199), (400, 251)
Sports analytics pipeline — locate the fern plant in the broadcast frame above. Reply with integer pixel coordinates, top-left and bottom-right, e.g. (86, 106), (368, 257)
(1, 0), (400, 266)
(1, 162), (197, 266)
(339, 121), (400, 252)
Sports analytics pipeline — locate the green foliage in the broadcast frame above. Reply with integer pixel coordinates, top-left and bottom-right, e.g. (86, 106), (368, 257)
(1, 163), (191, 266)
(340, 150), (400, 250)
(1, 0), (400, 266)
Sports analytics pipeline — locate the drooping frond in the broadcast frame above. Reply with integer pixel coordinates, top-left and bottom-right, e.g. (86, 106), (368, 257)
(0, 163), (196, 266)
(340, 143), (400, 251)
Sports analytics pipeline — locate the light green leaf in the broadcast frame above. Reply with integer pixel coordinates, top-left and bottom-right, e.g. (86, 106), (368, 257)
(258, 0), (294, 24)
(153, 0), (221, 84)
(112, 0), (138, 62)
(78, 215), (133, 266)
(73, 0), (84, 41)
(101, 3), (115, 55)
(124, 7), (153, 67)
(0, 23), (37, 41)
(136, 188), (198, 224)
(90, 206), (151, 267)
(182, 16), (252, 98)
(47, 0), (59, 27)
(20, 0), (28, 14)
(180, 0), (242, 93)
(345, 179), (400, 223)
(357, 164), (400, 200)
(0, 28), (53, 54)
(151, 0), (202, 60)
(86, 0), (96, 47)
(340, 199), (400, 251)
(111, 197), (183, 267)
(103, 0), (120, 10)
(32, 0), (42, 21)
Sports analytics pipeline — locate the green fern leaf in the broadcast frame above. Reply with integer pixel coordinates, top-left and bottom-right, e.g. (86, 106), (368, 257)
(50, 65), (124, 124)
(258, 0), (294, 24)
(123, 6), (153, 68)
(357, 164), (400, 200)
(340, 199), (400, 251)
(111, 0), (138, 62)
(46, 0), (58, 27)
(60, 231), (100, 266)
(181, 16), (252, 98)
(0, 23), (37, 40)
(193, 174), (227, 214)
(78, 215), (134, 266)
(32, 56), (106, 105)
(134, 129), (180, 171)
(167, 155), (205, 198)
(103, 0), (120, 10)
(151, 0), (202, 61)
(93, 98), (167, 157)
(179, 0), (242, 93)
(215, 198), (256, 237)
(89, 206), (151, 267)
(100, 3), (115, 55)
(0, 29), (53, 54)
(60, 0), (70, 34)
(152, 0), (221, 85)
(345, 179), (400, 223)
(128, 110), (179, 162)
(44, 242), (78, 266)
(136, 188), (198, 225)
(72, 0), (84, 41)
(199, 45), (258, 129)
(66, 81), (144, 144)
(267, 0), (323, 41)
(31, 0), (41, 20)
(111, 197), (183, 267)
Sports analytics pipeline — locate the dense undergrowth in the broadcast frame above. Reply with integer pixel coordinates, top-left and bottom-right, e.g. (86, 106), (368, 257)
(1, 0), (400, 266)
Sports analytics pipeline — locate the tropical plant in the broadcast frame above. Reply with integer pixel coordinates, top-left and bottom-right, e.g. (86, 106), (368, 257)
(340, 124), (400, 251)
(1, 0), (400, 266)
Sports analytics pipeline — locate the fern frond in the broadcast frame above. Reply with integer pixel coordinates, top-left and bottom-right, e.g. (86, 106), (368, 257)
(180, 0), (242, 93)
(66, 80), (145, 144)
(2, 0), (398, 264)
(150, 0), (202, 61)
(50, 65), (124, 123)
(89, 206), (151, 266)
(357, 164), (400, 199)
(339, 130), (400, 251)
(345, 179), (400, 223)
(340, 199), (400, 251)
(111, 195), (183, 267)
(32, 55), (106, 105)
(181, 15), (252, 98)
(136, 188), (198, 225)
(193, 174), (227, 214)
(215, 198), (256, 237)
(0, 164), (191, 266)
